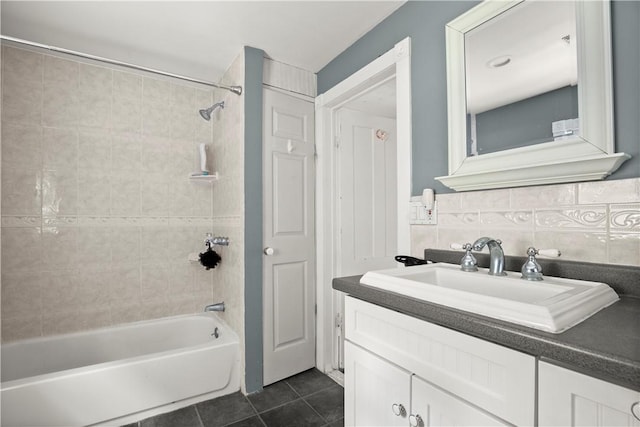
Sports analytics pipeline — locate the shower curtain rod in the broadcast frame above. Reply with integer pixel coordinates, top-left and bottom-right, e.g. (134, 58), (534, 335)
(0, 35), (243, 95)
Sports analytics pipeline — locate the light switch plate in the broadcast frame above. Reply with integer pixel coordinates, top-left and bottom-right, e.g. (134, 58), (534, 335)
(409, 199), (437, 225)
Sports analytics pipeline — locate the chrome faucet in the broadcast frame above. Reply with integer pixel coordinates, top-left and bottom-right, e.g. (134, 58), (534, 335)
(472, 237), (507, 276)
(204, 302), (225, 312)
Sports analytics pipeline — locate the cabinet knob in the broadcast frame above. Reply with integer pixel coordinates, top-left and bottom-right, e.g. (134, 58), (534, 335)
(264, 247), (275, 256)
(391, 403), (407, 417)
(409, 414), (424, 427)
(631, 402), (640, 422)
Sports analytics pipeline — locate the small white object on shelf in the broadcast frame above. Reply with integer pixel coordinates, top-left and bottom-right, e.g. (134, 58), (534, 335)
(189, 172), (219, 182)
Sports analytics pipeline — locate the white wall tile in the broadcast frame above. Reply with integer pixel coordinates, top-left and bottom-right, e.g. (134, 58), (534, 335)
(113, 71), (142, 99)
(578, 178), (640, 204)
(460, 188), (510, 211)
(535, 231), (607, 263)
(535, 206), (608, 231)
(510, 184), (576, 209)
(480, 211), (533, 229)
(79, 129), (111, 171)
(417, 179), (640, 267)
(608, 234), (640, 265)
(3, 46), (43, 87)
(43, 85), (79, 127)
(2, 167), (41, 215)
(609, 204), (640, 233)
(2, 82), (43, 124)
(1, 123), (42, 167)
(1, 227), (42, 273)
(111, 132), (141, 171)
(1, 46), (244, 345)
(77, 170), (111, 215)
(42, 169), (78, 216)
(43, 127), (78, 169)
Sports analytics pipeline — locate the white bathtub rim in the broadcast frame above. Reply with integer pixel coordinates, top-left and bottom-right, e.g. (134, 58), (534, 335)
(1, 312), (239, 388)
(2, 311), (236, 348)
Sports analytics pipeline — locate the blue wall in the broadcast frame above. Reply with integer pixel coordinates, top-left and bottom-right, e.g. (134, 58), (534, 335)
(318, 0), (640, 195)
(244, 46), (264, 394)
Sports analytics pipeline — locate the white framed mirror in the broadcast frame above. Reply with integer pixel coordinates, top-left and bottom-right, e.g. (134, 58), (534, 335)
(436, 0), (630, 192)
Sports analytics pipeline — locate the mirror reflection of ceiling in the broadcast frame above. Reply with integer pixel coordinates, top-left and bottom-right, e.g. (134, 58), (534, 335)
(465, 1), (577, 114)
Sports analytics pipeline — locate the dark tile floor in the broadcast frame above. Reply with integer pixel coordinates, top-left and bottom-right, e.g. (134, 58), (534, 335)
(123, 368), (344, 427)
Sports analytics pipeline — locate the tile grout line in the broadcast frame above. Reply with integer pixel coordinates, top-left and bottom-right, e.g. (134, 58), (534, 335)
(300, 398), (330, 426)
(193, 403), (206, 427)
(240, 394), (267, 427)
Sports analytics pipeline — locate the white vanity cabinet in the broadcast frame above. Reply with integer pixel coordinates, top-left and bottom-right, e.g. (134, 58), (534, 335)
(344, 296), (536, 426)
(411, 374), (508, 426)
(345, 341), (508, 426)
(539, 361), (640, 426)
(345, 341), (410, 426)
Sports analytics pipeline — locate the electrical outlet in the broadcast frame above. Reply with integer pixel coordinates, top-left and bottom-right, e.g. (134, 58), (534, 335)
(409, 199), (438, 225)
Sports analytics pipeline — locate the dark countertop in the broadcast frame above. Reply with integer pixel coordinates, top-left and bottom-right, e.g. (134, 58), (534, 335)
(333, 251), (640, 392)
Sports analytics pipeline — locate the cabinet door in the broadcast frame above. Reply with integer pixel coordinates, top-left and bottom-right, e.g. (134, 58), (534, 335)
(345, 341), (411, 426)
(539, 361), (640, 426)
(411, 375), (509, 427)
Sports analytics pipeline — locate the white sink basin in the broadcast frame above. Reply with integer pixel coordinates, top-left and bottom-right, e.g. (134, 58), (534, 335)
(360, 263), (619, 333)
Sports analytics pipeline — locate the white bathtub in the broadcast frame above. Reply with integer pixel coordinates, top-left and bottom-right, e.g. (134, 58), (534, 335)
(1, 312), (240, 426)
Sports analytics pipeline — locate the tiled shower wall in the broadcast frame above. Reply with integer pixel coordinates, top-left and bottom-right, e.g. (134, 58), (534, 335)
(1, 44), (245, 343)
(412, 178), (640, 267)
(209, 51), (246, 382)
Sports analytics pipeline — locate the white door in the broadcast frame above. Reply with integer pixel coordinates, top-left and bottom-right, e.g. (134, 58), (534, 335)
(263, 88), (316, 386)
(345, 341), (411, 426)
(334, 108), (397, 371)
(337, 108), (397, 276)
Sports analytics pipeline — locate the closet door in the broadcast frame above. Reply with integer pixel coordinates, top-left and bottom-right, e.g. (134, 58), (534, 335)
(263, 88), (316, 385)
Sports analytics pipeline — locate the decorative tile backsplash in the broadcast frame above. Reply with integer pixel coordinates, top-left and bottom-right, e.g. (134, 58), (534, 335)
(412, 178), (640, 267)
(1, 45), (246, 342)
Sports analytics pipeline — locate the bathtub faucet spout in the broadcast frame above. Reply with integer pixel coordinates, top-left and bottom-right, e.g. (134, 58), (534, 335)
(204, 302), (225, 312)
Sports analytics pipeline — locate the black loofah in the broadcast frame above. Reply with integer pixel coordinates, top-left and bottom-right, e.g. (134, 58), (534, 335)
(199, 247), (221, 270)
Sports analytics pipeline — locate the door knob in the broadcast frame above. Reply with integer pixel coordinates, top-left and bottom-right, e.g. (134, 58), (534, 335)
(264, 247), (275, 256)
(409, 414), (424, 427)
(391, 403), (406, 417)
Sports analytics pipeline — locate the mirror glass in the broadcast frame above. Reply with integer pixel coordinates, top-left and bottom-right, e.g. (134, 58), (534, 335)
(465, 1), (578, 156)
(436, 0), (630, 192)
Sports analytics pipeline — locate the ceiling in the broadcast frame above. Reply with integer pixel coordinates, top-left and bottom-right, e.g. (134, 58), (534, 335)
(1, 1), (405, 84)
(344, 78), (396, 118)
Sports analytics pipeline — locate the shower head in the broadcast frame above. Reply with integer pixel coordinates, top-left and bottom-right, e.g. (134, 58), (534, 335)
(199, 101), (225, 121)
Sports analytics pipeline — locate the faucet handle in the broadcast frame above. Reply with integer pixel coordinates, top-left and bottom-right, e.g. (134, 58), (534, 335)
(536, 248), (561, 258)
(451, 243), (478, 272)
(521, 247), (561, 281)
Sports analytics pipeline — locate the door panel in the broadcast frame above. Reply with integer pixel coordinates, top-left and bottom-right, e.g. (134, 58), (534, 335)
(338, 108), (397, 276)
(263, 88), (316, 386)
(272, 261), (307, 347)
(345, 341), (410, 427)
(273, 153), (306, 235)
